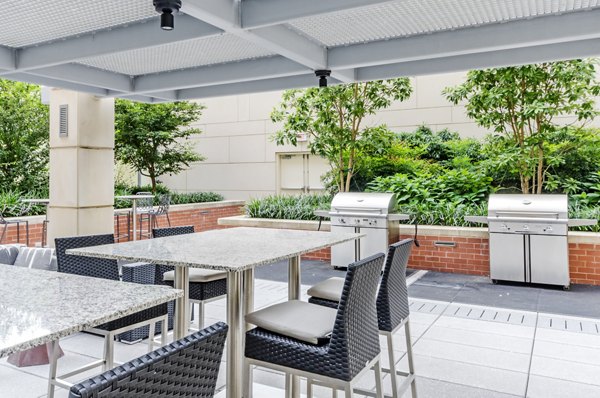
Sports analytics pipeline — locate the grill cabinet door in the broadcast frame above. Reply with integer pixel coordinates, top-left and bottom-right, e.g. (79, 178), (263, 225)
(489, 233), (526, 282)
(331, 225), (357, 268)
(529, 235), (569, 287)
(360, 227), (388, 261)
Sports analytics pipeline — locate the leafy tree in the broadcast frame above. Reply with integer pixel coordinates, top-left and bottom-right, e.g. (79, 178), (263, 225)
(271, 79), (412, 192)
(115, 100), (205, 192)
(0, 80), (49, 193)
(444, 60), (600, 194)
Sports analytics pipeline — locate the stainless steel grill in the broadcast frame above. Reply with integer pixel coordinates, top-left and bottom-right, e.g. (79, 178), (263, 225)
(318, 192), (409, 268)
(466, 194), (597, 289)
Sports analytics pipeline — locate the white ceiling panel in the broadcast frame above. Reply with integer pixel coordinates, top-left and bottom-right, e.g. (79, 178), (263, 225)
(289, 0), (600, 47)
(78, 34), (276, 76)
(0, 0), (156, 48)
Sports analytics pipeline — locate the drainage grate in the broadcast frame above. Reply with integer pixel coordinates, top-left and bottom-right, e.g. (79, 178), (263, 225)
(408, 299), (447, 315)
(537, 315), (600, 335)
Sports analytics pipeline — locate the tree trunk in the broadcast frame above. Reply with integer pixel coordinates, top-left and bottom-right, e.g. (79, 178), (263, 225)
(150, 174), (157, 193)
(536, 144), (544, 194)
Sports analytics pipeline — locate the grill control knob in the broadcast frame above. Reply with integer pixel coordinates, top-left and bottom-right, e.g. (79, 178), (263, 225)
(354, 219), (361, 224)
(522, 225), (529, 230)
(339, 218), (346, 224)
(371, 220), (377, 225)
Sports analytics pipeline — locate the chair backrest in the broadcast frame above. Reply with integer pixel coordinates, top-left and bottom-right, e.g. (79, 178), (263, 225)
(152, 226), (195, 280)
(328, 253), (384, 381)
(154, 194), (171, 216)
(68, 322), (228, 398)
(135, 191), (154, 213)
(55, 234), (119, 280)
(377, 239), (413, 332)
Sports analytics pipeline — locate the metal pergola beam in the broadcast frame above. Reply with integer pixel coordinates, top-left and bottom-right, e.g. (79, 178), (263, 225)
(356, 38), (600, 81)
(6, 73), (109, 96)
(27, 64), (132, 93)
(241, 0), (394, 29)
(177, 74), (339, 99)
(0, 46), (15, 70)
(9, 15), (222, 73)
(329, 8), (600, 70)
(133, 56), (308, 94)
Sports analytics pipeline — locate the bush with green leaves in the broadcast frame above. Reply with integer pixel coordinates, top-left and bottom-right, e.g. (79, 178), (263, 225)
(245, 194), (332, 221)
(366, 169), (494, 207)
(113, 184), (223, 209)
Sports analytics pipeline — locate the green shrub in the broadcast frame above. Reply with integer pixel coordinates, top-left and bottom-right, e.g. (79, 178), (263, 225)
(0, 189), (48, 217)
(245, 194), (332, 221)
(367, 169), (494, 206)
(170, 191), (224, 204)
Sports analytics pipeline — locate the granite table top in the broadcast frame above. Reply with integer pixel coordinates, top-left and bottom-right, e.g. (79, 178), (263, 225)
(69, 227), (364, 272)
(0, 264), (182, 358)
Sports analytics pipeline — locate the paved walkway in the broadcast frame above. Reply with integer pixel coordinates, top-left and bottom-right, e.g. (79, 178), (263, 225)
(3, 263), (600, 397)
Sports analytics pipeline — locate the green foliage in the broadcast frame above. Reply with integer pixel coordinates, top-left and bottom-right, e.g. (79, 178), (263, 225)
(0, 80), (49, 193)
(271, 79), (412, 192)
(400, 201), (488, 228)
(115, 100), (205, 192)
(444, 60), (600, 194)
(113, 184), (223, 209)
(170, 191), (224, 205)
(367, 169), (494, 206)
(245, 194), (332, 221)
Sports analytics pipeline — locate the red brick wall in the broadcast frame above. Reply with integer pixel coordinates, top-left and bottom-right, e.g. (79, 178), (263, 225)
(569, 243), (600, 285)
(2, 203), (245, 246)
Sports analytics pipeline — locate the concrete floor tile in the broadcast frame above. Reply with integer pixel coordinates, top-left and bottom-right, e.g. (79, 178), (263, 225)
(534, 327), (600, 349)
(413, 338), (530, 372)
(435, 315), (535, 339)
(0, 364), (49, 398)
(530, 356), (600, 386)
(398, 355), (528, 396)
(526, 375), (600, 398)
(422, 325), (533, 354)
(401, 376), (520, 398)
(533, 340), (600, 366)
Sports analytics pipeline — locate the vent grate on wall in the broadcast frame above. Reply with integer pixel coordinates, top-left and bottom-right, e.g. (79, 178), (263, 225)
(59, 105), (68, 137)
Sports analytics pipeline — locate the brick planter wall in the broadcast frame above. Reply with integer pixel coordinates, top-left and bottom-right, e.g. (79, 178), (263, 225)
(1, 201), (245, 247)
(218, 215), (600, 286)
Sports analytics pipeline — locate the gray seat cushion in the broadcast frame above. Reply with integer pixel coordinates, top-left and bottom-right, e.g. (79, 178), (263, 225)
(0, 245), (21, 265)
(13, 247), (56, 271)
(307, 277), (344, 302)
(163, 268), (226, 283)
(245, 300), (337, 345)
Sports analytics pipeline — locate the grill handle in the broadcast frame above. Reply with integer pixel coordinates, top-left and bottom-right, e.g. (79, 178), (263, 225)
(490, 216), (568, 224)
(332, 206), (384, 214)
(494, 211), (560, 219)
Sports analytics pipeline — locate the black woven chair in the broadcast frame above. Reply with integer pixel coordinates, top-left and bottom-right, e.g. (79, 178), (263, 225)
(68, 322), (228, 398)
(307, 239), (417, 398)
(244, 253), (385, 398)
(50, 234), (169, 398)
(153, 226), (227, 330)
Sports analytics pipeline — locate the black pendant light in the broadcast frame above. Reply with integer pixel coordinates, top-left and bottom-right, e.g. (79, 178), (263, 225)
(315, 70), (331, 87)
(154, 0), (182, 30)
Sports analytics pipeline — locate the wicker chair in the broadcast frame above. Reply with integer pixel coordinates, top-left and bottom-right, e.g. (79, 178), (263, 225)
(68, 322), (228, 398)
(135, 191), (154, 239)
(307, 239), (418, 398)
(51, 234), (169, 398)
(153, 226), (227, 330)
(244, 253), (385, 398)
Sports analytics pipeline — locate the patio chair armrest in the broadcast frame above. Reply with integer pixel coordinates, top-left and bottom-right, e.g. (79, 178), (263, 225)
(121, 262), (157, 285)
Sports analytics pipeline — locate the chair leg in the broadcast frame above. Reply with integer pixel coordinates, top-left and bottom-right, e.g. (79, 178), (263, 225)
(16, 222), (20, 244)
(374, 359), (383, 398)
(307, 378), (313, 398)
(0, 224), (7, 244)
(198, 301), (205, 330)
(148, 322), (155, 353)
(161, 315), (168, 346)
(243, 358), (253, 398)
(47, 340), (60, 398)
(166, 213), (171, 227)
(103, 333), (115, 372)
(25, 220), (29, 246)
(387, 333), (399, 398)
(344, 384), (353, 398)
(405, 319), (418, 398)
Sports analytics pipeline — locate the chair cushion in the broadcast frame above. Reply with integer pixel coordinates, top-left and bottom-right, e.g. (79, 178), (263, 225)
(13, 247), (56, 271)
(307, 277), (344, 302)
(163, 268), (226, 283)
(0, 245), (20, 265)
(245, 300), (337, 345)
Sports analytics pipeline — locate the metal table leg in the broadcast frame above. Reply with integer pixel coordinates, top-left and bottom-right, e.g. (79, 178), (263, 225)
(227, 271), (243, 398)
(287, 256), (301, 398)
(131, 199), (138, 241)
(173, 266), (189, 340)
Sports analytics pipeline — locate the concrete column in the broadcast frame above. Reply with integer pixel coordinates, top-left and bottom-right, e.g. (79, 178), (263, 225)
(47, 89), (115, 246)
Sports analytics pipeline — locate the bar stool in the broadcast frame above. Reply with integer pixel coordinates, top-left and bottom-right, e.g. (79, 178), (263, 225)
(244, 254), (385, 398)
(114, 210), (131, 242)
(307, 239), (418, 398)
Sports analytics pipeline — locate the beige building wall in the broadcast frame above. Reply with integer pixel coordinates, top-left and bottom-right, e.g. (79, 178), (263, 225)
(159, 71), (600, 200)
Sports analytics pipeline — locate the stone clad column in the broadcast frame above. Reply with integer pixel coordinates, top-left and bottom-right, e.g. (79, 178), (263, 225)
(47, 89), (115, 246)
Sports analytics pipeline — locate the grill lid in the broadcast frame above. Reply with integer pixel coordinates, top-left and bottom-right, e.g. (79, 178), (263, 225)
(488, 194), (568, 219)
(330, 192), (397, 215)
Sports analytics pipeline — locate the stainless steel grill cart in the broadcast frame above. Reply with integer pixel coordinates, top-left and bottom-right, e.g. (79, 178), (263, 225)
(466, 194), (597, 289)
